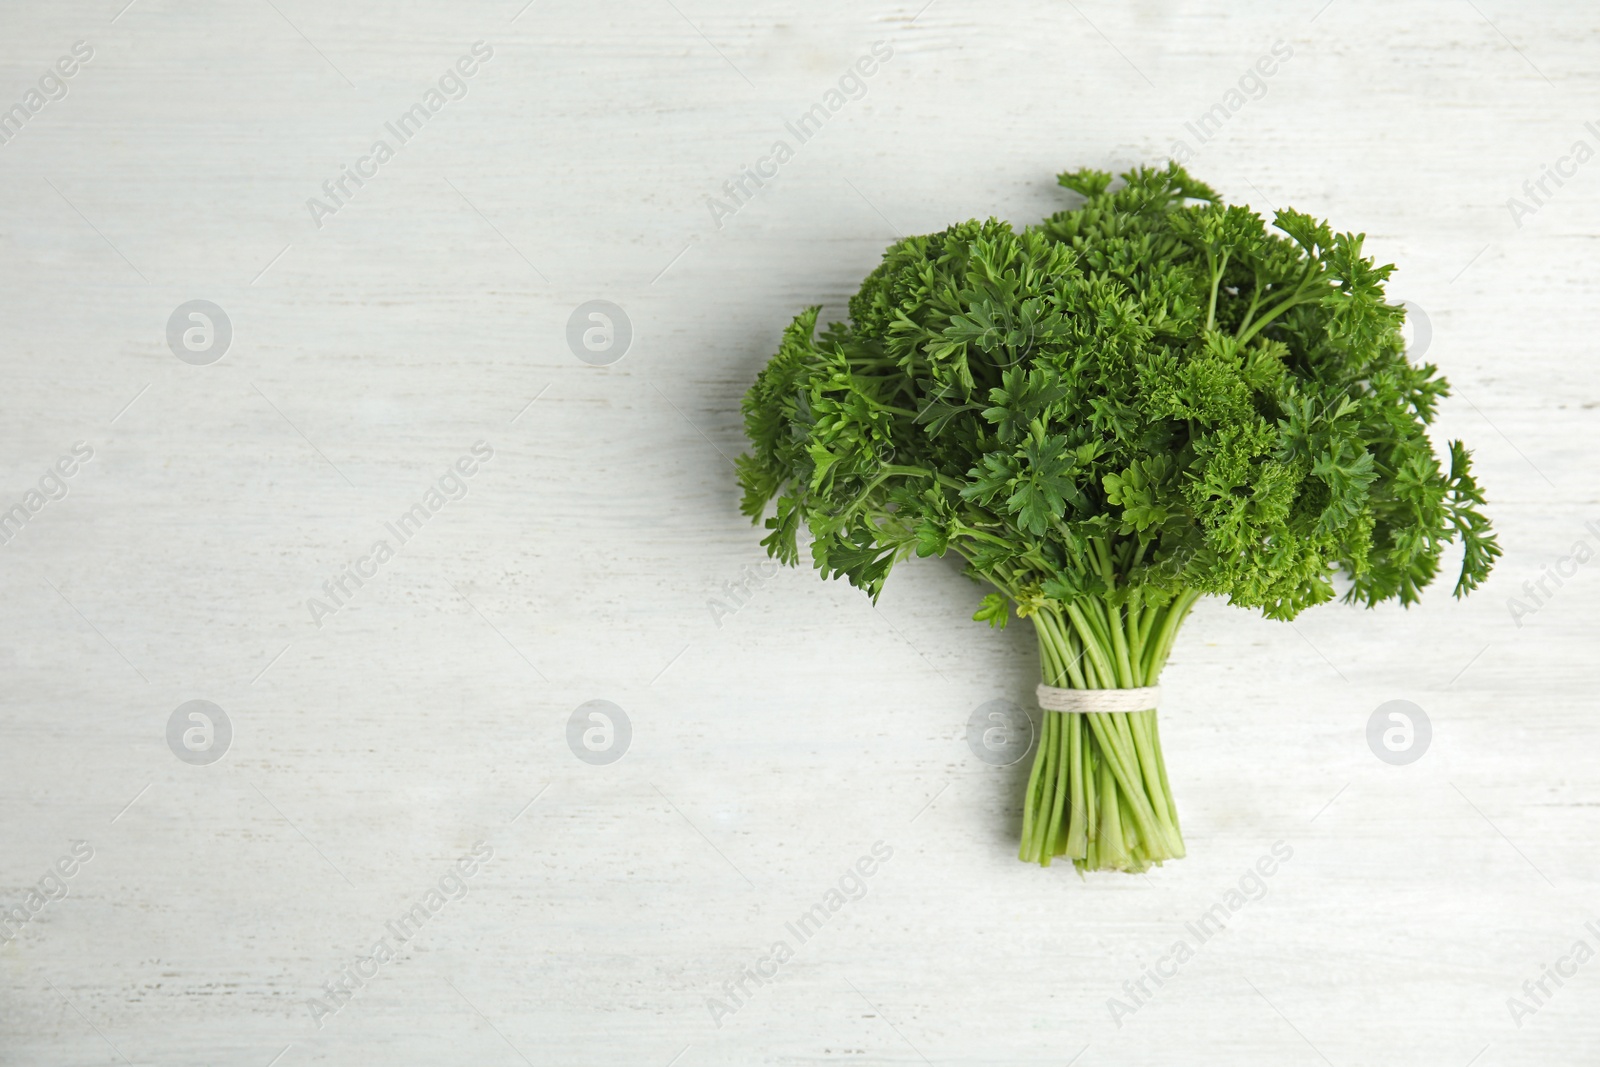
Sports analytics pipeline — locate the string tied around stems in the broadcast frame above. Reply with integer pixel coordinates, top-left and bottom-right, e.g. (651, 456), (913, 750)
(1035, 684), (1160, 713)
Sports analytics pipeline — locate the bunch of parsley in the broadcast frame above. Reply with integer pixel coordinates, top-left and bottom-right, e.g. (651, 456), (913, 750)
(737, 163), (1498, 872)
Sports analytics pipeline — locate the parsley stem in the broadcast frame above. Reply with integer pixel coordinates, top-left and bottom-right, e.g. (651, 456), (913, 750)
(1126, 601), (1147, 683)
(1023, 593), (1189, 871)
(1235, 269), (1265, 336)
(1236, 266), (1320, 346)
(1204, 249), (1231, 332)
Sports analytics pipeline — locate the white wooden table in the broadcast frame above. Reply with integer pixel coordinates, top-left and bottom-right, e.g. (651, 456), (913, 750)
(3, 2), (1597, 1064)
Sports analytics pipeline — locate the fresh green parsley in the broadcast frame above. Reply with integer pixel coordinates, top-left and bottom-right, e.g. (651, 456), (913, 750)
(737, 162), (1499, 872)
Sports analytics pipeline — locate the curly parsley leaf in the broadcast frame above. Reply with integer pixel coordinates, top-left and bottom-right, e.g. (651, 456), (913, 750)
(738, 162), (1498, 620)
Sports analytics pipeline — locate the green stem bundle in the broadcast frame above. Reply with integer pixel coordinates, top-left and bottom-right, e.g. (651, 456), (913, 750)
(1018, 590), (1200, 872)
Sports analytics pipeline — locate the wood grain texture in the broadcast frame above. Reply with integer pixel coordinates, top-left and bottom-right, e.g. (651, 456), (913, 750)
(2, 1), (1598, 1064)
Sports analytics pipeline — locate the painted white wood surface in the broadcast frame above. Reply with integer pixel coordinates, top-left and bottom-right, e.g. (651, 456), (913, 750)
(2, 1), (1598, 1064)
